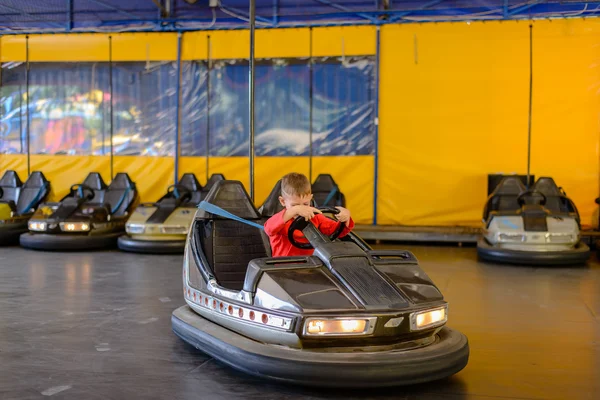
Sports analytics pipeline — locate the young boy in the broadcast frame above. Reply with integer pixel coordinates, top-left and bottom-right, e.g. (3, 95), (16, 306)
(264, 172), (354, 257)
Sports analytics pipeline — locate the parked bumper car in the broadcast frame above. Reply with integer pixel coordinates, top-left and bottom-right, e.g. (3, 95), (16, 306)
(118, 173), (224, 254)
(172, 180), (469, 387)
(0, 171), (50, 244)
(477, 176), (589, 265)
(20, 172), (138, 251)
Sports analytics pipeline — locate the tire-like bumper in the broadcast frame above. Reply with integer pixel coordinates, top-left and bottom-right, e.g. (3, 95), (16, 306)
(0, 224), (27, 245)
(117, 235), (185, 254)
(477, 238), (590, 266)
(172, 305), (469, 387)
(19, 232), (122, 251)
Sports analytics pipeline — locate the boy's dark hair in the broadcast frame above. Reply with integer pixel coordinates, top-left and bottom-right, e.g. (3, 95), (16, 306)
(281, 173), (311, 197)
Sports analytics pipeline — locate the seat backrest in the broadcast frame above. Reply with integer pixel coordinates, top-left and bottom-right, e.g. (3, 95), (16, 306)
(312, 174), (345, 207)
(201, 173), (226, 198)
(179, 173), (203, 205)
(197, 180), (268, 290)
(16, 171), (50, 215)
(533, 177), (564, 213)
(484, 176), (525, 218)
(0, 170), (23, 203)
(103, 173), (137, 216)
(258, 179), (284, 217)
(81, 172), (108, 203)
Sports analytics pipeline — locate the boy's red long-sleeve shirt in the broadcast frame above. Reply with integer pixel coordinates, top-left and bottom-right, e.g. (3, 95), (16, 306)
(263, 209), (355, 257)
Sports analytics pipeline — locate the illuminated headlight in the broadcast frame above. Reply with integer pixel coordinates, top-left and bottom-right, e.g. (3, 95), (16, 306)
(59, 222), (90, 232)
(546, 233), (577, 244)
(127, 224), (145, 234)
(410, 306), (448, 331)
(161, 225), (188, 234)
(303, 317), (376, 336)
(29, 222), (47, 232)
(497, 233), (526, 243)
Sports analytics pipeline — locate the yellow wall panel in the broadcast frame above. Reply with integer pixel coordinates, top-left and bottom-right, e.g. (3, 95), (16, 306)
(113, 156), (174, 202)
(182, 31), (209, 60)
(180, 156), (249, 190)
(111, 33), (177, 61)
(0, 35), (27, 61)
(28, 34), (109, 61)
(379, 21), (530, 226)
(209, 30), (250, 59)
(312, 26), (376, 56)
(28, 155), (111, 201)
(254, 157), (310, 205)
(256, 28), (310, 58)
(0, 155), (28, 179)
(529, 19), (600, 227)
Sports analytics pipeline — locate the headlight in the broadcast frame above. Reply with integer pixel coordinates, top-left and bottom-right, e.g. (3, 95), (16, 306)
(29, 222), (47, 231)
(303, 317), (376, 336)
(410, 306), (447, 331)
(497, 233), (526, 243)
(60, 222), (90, 232)
(161, 225), (188, 234)
(546, 233), (577, 244)
(127, 224), (145, 234)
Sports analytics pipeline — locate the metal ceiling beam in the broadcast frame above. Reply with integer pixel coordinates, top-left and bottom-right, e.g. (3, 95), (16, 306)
(67, 0), (73, 30)
(390, 0), (446, 21)
(311, 0), (378, 23)
(508, 0), (547, 16)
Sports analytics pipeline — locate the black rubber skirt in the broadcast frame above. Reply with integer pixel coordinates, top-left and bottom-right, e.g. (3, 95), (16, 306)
(172, 305), (469, 388)
(117, 235), (185, 254)
(0, 224), (27, 245)
(20, 231), (122, 251)
(477, 238), (590, 266)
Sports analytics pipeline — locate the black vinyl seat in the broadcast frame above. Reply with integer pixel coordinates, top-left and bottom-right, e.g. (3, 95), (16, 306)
(0, 170), (23, 210)
(200, 174), (225, 200)
(16, 171), (49, 215)
(483, 176), (526, 220)
(532, 177), (570, 213)
(259, 179), (284, 218)
(103, 173), (137, 217)
(195, 180), (268, 290)
(80, 172), (108, 203)
(312, 174), (345, 207)
(179, 173), (203, 205)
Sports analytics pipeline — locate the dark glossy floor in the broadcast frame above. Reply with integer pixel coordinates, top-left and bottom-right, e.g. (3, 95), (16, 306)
(0, 244), (598, 400)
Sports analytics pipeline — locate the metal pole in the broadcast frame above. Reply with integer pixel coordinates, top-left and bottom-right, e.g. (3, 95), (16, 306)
(206, 35), (211, 183)
(249, 0), (256, 201)
(174, 32), (183, 184)
(26, 35), (30, 175)
(373, 26), (380, 225)
(526, 24), (533, 189)
(109, 36), (114, 179)
(309, 27), (313, 182)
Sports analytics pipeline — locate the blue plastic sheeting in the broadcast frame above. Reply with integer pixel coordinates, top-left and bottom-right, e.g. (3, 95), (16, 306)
(0, 57), (374, 157)
(2, 0), (598, 32)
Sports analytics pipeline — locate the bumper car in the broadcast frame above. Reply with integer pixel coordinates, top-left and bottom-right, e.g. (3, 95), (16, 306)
(312, 174), (345, 207)
(118, 173), (224, 254)
(172, 180), (469, 387)
(20, 172), (138, 251)
(477, 176), (589, 265)
(0, 171), (50, 244)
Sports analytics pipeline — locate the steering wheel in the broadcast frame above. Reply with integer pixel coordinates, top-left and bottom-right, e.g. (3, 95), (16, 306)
(167, 184), (191, 200)
(517, 190), (547, 206)
(288, 206), (346, 250)
(69, 184), (95, 200)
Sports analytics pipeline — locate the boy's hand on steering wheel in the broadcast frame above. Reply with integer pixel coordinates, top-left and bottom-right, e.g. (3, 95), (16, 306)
(292, 205), (322, 221)
(335, 206), (351, 225)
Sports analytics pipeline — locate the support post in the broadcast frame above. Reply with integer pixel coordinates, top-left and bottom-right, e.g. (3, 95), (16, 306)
(109, 36), (114, 179)
(373, 27), (381, 225)
(26, 35), (30, 175)
(174, 32), (183, 184)
(526, 24), (533, 188)
(206, 35), (211, 183)
(309, 27), (313, 182)
(249, 0), (256, 201)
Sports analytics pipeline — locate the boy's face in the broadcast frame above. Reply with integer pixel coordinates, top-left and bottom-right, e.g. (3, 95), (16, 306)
(279, 192), (312, 210)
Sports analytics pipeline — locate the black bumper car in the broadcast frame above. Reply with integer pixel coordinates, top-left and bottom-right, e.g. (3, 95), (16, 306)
(312, 174), (345, 207)
(477, 176), (589, 265)
(0, 171), (50, 244)
(118, 173), (224, 254)
(172, 180), (469, 387)
(20, 172), (138, 251)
